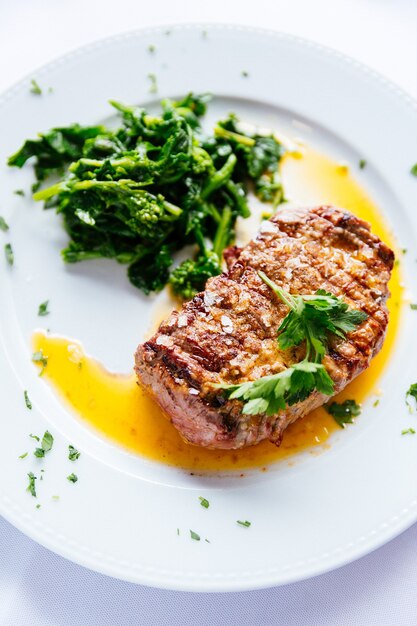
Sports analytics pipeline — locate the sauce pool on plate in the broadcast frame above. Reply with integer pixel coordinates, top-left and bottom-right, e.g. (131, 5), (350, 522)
(32, 146), (402, 471)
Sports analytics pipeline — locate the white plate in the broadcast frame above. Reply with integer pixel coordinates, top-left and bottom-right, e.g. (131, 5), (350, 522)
(1, 24), (417, 592)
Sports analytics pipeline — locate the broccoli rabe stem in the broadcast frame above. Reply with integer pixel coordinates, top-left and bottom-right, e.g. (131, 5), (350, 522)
(213, 126), (256, 147)
(33, 180), (182, 219)
(201, 153), (237, 200)
(212, 206), (232, 259)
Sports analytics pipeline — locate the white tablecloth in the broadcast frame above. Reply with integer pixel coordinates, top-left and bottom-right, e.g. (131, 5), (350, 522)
(2, 1), (417, 624)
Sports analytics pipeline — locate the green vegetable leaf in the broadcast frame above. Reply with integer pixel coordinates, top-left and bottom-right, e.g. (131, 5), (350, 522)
(410, 164), (417, 177)
(190, 530), (200, 541)
(406, 383), (417, 410)
(237, 520), (251, 528)
(402, 428), (416, 435)
(19, 452), (28, 459)
(34, 430), (54, 457)
(68, 445), (80, 461)
(359, 159), (367, 169)
(199, 497), (209, 509)
(223, 361), (334, 416)
(325, 399), (361, 428)
(260, 272), (367, 362)
(4, 243), (13, 266)
(14, 189), (25, 196)
(67, 473), (78, 483)
(7, 95), (287, 297)
(0, 216), (9, 232)
(27, 472), (37, 497)
(24, 390), (32, 410)
(38, 300), (50, 316)
(30, 79), (42, 95)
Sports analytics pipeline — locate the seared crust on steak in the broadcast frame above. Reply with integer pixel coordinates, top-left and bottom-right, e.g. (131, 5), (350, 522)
(135, 206), (394, 449)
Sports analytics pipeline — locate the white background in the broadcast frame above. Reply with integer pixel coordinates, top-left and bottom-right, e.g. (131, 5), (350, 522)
(1, 1), (417, 624)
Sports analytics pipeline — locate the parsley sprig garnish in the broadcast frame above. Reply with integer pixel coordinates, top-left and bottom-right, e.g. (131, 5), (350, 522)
(220, 272), (367, 415)
(325, 399), (361, 428)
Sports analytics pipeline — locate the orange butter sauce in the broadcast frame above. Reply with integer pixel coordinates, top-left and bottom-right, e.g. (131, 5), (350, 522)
(32, 147), (402, 471)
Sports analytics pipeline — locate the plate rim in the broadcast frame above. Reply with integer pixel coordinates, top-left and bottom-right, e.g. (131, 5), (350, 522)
(1, 22), (417, 592)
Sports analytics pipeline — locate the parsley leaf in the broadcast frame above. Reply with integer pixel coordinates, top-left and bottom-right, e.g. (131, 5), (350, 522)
(38, 300), (50, 316)
(30, 79), (42, 95)
(68, 445), (80, 461)
(411, 304), (417, 311)
(325, 399), (361, 428)
(34, 430), (54, 458)
(190, 530), (200, 541)
(19, 452), (28, 459)
(24, 390), (32, 410)
(0, 216), (9, 232)
(27, 472), (37, 497)
(4, 243), (13, 266)
(237, 520), (251, 527)
(359, 159), (367, 169)
(199, 496), (209, 509)
(14, 189), (25, 196)
(410, 164), (417, 177)
(406, 383), (417, 410)
(224, 361), (334, 416)
(259, 272), (367, 362)
(67, 473), (78, 483)
(402, 428), (416, 435)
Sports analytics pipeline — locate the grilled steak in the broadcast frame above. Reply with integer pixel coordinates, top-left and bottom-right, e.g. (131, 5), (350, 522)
(135, 205), (394, 449)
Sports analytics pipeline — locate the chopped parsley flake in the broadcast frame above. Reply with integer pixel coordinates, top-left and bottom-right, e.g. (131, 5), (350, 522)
(68, 445), (80, 461)
(402, 428), (416, 435)
(359, 159), (367, 169)
(52, 495), (60, 501)
(410, 304), (417, 310)
(34, 430), (54, 458)
(406, 383), (417, 411)
(36, 503), (41, 509)
(325, 399), (361, 428)
(38, 300), (50, 316)
(4, 243), (13, 266)
(24, 390), (32, 409)
(199, 496), (209, 509)
(29, 434), (40, 442)
(147, 73), (158, 94)
(148, 44), (156, 53)
(32, 349), (48, 375)
(0, 216), (9, 232)
(373, 398), (380, 408)
(67, 473), (78, 483)
(190, 530), (200, 541)
(30, 79), (42, 95)
(14, 189), (25, 196)
(237, 520), (251, 528)
(27, 472), (37, 497)
(410, 164), (417, 177)
(18, 452), (28, 459)
(241, 71), (249, 77)
(177, 528), (180, 536)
